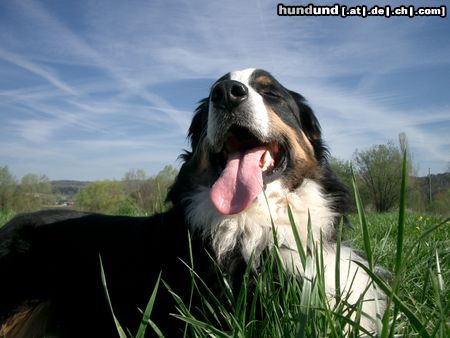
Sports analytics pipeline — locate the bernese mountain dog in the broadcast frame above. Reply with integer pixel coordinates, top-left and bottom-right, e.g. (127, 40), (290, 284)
(0, 69), (384, 337)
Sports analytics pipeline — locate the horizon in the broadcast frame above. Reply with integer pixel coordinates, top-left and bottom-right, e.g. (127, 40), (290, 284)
(1, 0), (449, 181)
(45, 170), (450, 183)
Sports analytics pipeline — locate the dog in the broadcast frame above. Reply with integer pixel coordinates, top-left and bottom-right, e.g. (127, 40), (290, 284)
(0, 69), (384, 337)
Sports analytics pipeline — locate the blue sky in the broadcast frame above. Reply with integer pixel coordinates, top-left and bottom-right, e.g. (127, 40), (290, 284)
(0, 0), (449, 180)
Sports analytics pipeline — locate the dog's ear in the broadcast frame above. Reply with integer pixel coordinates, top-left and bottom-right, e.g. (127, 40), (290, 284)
(167, 99), (209, 205)
(188, 98), (209, 151)
(288, 90), (322, 143)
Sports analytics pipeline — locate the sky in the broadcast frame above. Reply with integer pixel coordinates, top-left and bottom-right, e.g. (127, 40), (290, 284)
(0, 0), (449, 181)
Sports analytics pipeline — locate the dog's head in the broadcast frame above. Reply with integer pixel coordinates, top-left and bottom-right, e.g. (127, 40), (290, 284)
(168, 68), (344, 217)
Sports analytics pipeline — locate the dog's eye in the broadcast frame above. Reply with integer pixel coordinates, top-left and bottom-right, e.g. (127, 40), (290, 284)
(261, 90), (282, 100)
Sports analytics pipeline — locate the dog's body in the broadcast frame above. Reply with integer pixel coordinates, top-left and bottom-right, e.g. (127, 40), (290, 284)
(0, 208), (212, 337)
(0, 69), (384, 337)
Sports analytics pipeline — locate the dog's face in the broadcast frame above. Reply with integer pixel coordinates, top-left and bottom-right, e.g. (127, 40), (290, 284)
(169, 68), (330, 216)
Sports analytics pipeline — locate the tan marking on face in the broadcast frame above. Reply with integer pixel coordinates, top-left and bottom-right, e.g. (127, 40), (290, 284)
(267, 108), (320, 188)
(255, 75), (273, 86)
(300, 130), (315, 154)
(268, 109), (315, 161)
(311, 131), (320, 141)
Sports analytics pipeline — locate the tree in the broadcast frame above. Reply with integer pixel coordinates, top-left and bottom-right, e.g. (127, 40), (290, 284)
(153, 165), (178, 211)
(123, 169), (147, 192)
(0, 166), (17, 211)
(122, 169), (148, 214)
(123, 166), (178, 215)
(353, 142), (403, 212)
(155, 165), (177, 185)
(20, 174), (52, 194)
(15, 173), (55, 212)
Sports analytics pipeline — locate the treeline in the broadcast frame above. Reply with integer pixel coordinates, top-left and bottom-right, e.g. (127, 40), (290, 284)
(0, 167), (55, 213)
(0, 166), (178, 216)
(75, 166), (177, 215)
(331, 135), (449, 216)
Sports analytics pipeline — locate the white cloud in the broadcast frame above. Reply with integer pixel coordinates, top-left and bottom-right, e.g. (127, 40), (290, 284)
(0, 50), (78, 95)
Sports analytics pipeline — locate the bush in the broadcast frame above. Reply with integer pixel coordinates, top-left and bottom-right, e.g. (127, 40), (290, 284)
(353, 142), (403, 212)
(75, 180), (131, 214)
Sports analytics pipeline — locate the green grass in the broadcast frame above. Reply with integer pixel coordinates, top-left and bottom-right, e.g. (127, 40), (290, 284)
(344, 212), (449, 337)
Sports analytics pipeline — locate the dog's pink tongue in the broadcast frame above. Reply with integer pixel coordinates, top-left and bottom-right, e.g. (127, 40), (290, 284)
(210, 147), (265, 215)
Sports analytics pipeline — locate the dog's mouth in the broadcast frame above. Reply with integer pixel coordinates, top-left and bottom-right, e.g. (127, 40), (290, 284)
(210, 126), (287, 215)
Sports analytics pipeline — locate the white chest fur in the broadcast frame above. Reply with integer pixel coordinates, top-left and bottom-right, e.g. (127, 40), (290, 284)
(185, 179), (337, 264)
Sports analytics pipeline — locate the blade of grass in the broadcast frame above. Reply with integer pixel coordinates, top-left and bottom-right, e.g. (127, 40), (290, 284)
(430, 247), (447, 338)
(297, 211), (315, 338)
(394, 151), (407, 276)
(183, 231), (195, 338)
(135, 271), (163, 338)
(316, 232), (340, 337)
(351, 168), (373, 271)
(146, 319), (165, 338)
(234, 256), (254, 327)
(384, 151), (407, 338)
(99, 255), (128, 338)
(434, 248), (444, 293)
(332, 311), (372, 337)
(262, 190), (289, 293)
(170, 313), (232, 338)
(287, 203), (306, 269)
(246, 278), (260, 337)
(335, 218), (343, 305)
(262, 190), (280, 249)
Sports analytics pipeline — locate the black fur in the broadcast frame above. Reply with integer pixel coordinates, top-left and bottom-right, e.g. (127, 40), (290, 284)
(0, 207), (216, 337)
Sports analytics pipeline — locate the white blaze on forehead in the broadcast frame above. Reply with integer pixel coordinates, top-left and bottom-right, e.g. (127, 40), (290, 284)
(229, 68), (256, 83)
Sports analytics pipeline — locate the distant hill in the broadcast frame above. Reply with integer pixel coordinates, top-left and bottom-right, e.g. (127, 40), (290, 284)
(51, 180), (90, 198)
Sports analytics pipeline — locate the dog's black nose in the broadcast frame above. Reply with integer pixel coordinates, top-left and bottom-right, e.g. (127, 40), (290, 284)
(210, 80), (248, 110)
